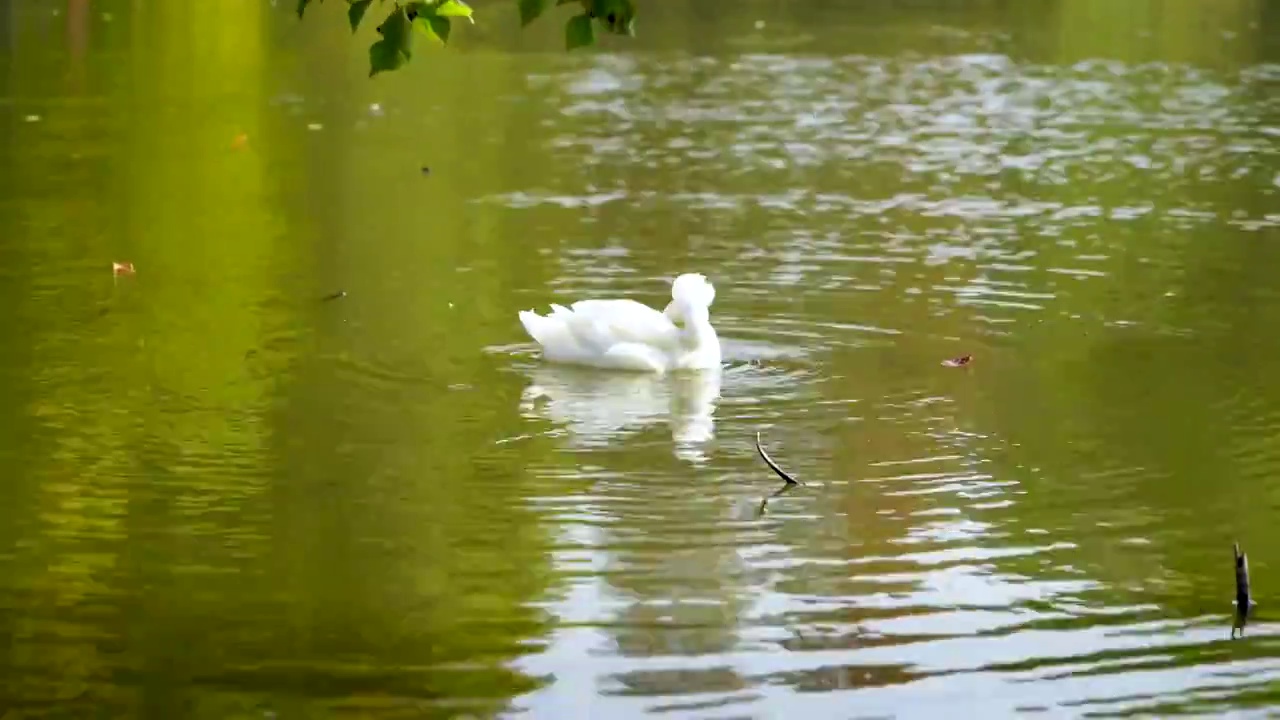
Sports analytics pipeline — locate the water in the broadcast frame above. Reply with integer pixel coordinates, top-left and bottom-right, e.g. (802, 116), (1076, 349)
(2, 0), (1280, 716)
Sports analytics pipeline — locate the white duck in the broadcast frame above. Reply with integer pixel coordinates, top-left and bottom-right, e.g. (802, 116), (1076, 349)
(518, 273), (722, 373)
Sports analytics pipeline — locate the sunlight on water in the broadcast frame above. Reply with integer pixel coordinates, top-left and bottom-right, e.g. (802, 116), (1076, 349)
(497, 29), (1280, 720)
(2, 0), (1280, 717)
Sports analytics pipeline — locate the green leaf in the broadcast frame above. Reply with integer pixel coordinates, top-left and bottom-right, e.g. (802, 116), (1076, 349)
(565, 12), (593, 50)
(433, 0), (473, 21)
(414, 15), (451, 45)
(588, 0), (636, 36)
(348, 0), (373, 32)
(297, 0), (318, 19)
(518, 0), (549, 26)
(369, 5), (414, 77)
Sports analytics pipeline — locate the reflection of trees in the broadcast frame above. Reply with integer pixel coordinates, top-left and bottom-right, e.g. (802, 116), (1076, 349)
(1, 3), (564, 717)
(966, 0), (1279, 604)
(530, 0), (1279, 702)
(0, 0), (11, 51)
(259, 13), (569, 714)
(1031, 0), (1271, 67)
(3, 0), (283, 712)
(593, 490), (752, 695)
(0, 0), (1275, 714)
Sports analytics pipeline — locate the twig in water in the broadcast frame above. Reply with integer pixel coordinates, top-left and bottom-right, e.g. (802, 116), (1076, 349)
(1232, 541), (1255, 639)
(756, 431), (800, 486)
(755, 431), (803, 516)
(757, 485), (800, 516)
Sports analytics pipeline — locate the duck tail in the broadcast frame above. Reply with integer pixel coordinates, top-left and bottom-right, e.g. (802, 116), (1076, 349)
(519, 309), (553, 345)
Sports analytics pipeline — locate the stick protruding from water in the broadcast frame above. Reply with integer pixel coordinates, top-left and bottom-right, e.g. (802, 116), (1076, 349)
(1232, 541), (1254, 639)
(755, 431), (800, 486)
(754, 431), (804, 517)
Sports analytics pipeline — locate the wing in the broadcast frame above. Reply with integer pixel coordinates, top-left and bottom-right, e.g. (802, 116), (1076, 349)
(566, 299), (681, 350)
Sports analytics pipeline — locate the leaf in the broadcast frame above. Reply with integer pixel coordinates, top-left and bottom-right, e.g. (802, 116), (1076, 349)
(518, 0), (549, 26)
(406, 1), (454, 44)
(369, 5), (413, 77)
(348, 0), (373, 32)
(414, 15), (451, 45)
(433, 0), (473, 21)
(297, 0), (318, 19)
(565, 12), (594, 50)
(588, 0), (636, 36)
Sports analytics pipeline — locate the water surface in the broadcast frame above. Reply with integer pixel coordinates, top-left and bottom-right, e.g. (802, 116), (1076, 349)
(2, 0), (1280, 717)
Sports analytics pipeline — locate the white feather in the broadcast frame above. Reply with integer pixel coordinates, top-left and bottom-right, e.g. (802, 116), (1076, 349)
(518, 273), (722, 373)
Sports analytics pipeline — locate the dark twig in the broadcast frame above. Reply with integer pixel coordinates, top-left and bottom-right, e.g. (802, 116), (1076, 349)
(1232, 541), (1254, 639)
(755, 431), (803, 517)
(756, 431), (800, 486)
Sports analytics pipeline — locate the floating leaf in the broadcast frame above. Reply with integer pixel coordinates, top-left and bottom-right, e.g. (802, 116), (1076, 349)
(414, 14), (451, 44)
(565, 12), (594, 50)
(941, 354), (972, 368)
(348, 0), (373, 32)
(369, 5), (414, 77)
(518, 0), (549, 26)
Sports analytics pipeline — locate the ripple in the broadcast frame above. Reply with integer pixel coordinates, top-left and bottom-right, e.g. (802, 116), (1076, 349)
(8, 6), (1280, 717)
(503, 42), (1280, 706)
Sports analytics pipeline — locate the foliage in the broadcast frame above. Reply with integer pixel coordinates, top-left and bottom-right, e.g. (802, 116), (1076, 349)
(296, 0), (637, 77)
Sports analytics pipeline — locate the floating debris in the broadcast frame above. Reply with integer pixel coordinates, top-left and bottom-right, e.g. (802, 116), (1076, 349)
(942, 354), (972, 368)
(322, 290), (347, 302)
(231, 132), (249, 149)
(112, 261), (135, 276)
(307, 122), (323, 131)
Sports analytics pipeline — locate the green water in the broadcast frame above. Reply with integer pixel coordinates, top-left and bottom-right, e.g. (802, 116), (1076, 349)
(2, 0), (1280, 717)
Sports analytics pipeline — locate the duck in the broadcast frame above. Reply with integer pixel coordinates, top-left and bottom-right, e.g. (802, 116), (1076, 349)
(518, 273), (722, 373)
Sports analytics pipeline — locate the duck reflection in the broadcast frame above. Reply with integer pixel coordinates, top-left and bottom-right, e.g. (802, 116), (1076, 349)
(519, 365), (722, 462)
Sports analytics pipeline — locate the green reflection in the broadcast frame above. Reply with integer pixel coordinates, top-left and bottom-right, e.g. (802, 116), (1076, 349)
(1, 0), (1279, 717)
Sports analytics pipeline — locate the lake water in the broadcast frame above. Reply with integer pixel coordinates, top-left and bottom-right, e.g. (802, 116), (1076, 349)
(2, 0), (1280, 717)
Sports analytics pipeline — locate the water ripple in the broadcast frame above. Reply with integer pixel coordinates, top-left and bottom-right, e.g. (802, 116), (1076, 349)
(500, 44), (1280, 719)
